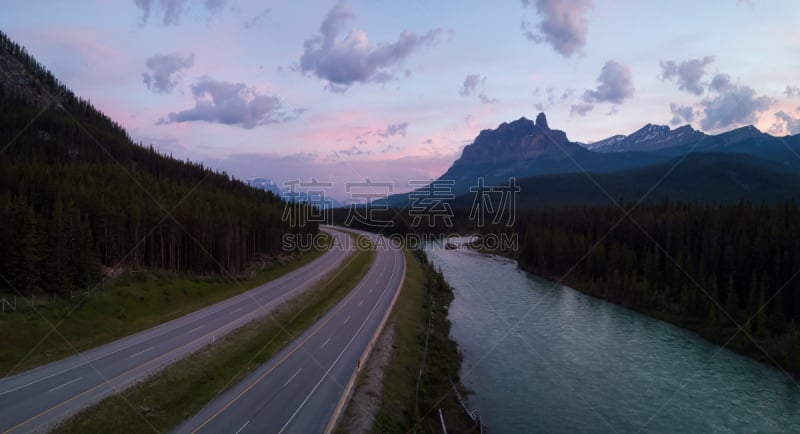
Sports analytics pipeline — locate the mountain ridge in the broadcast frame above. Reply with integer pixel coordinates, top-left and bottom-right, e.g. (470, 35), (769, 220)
(382, 112), (800, 207)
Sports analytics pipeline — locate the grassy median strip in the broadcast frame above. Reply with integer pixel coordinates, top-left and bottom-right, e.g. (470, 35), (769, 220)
(364, 248), (475, 434)
(53, 233), (374, 434)
(0, 233), (331, 376)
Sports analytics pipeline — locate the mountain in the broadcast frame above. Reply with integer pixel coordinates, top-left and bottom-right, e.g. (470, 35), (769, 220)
(246, 177), (346, 208)
(585, 123), (706, 153)
(441, 113), (586, 190)
(0, 30), (315, 295)
(450, 152), (800, 209)
(381, 112), (800, 208)
(383, 113), (669, 206)
(661, 125), (800, 167)
(584, 122), (800, 166)
(246, 177), (284, 196)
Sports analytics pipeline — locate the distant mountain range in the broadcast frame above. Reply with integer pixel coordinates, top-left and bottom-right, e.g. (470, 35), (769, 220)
(582, 123), (706, 153)
(246, 177), (346, 208)
(382, 113), (800, 208)
(449, 152), (800, 208)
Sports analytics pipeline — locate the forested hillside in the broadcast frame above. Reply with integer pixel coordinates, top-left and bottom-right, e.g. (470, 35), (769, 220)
(515, 201), (800, 371)
(0, 30), (315, 296)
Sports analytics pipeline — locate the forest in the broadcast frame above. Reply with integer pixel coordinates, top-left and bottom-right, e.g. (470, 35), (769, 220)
(509, 201), (800, 374)
(333, 200), (800, 372)
(0, 30), (316, 297)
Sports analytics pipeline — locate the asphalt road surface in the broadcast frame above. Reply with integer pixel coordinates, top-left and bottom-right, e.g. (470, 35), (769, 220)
(174, 228), (405, 434)
(0, 228), (352, 433)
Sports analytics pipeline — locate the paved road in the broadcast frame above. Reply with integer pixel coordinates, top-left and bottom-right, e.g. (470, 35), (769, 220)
(174, 228), (405, 434)
(0, 228), (352, 434)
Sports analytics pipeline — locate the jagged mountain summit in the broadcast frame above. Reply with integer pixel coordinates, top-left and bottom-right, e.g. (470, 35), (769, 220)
(450, 113), (583, 169)
(382, 112), (800, 207)
(585, 123), (706, 153)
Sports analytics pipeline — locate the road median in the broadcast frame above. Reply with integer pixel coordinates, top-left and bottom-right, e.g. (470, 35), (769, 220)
(53, 233), (375, 433)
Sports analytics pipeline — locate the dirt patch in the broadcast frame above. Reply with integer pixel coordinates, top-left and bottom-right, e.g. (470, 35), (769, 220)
(339, 319), (395, 433)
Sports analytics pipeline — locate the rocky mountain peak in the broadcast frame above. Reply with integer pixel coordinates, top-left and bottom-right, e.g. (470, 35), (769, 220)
(452, 113), (580, 169)
(536, 112), (549, 129)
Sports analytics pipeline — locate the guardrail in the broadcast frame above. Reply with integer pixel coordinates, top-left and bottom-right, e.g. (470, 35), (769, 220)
(324, 245), (407, 434)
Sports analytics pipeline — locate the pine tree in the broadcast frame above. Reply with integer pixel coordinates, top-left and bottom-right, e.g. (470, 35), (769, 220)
(724, 275), (739, 325)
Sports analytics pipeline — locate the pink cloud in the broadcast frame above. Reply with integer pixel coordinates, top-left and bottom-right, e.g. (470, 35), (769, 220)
(203, 152), (457, 200)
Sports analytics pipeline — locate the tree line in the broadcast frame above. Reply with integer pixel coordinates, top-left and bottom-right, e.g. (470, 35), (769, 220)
(0, 30), (316, 296)
(332, 199), (800, 373)
(512, 200), (800, 372)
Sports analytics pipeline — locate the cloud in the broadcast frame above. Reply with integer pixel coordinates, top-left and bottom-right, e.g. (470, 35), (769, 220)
(659, 56), (714, 95)
(521, 0), (593, 57)
(460, 74), (481, 96)
(203, 152), (456, 200)
(785, 85), (800, 98)
(570, 103), (594, 116)
(142, 52), (194, 93)
(709, 73), (735, 93)
(377, 122), (409, 138)
(337, 145), (367, 157)
(769, 111), (800, 135)
(244, 7), (271, 29)
(459, 74), (497, 104)
(669, 103), (695, 125)
(478, 94), (498, 104)
(299, 0), (440, 92)
(157, 77), (303, 129)
(134, 0), (227, 25)
(699, 82), (774, 131)
(582, 60), (634, 105)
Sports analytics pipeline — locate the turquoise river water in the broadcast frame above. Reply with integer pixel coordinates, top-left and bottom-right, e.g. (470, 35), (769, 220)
(425, 242), (800, 433)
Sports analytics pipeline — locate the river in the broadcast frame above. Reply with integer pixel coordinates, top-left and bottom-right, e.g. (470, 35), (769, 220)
(425, 242), (800, 433)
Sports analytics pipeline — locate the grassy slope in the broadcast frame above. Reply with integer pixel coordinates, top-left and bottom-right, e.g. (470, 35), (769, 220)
(0, 234), (330, 376)
(362, 249), (476, 433)
(54, 234), (374, 433)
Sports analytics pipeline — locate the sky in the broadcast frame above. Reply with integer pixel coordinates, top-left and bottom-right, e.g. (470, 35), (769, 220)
(3, 0), (800, 200)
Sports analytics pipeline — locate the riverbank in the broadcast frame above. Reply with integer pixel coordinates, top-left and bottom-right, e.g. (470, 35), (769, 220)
(467, 236), (800, 380)
(520, 265), (800, 379)
(339, 249), (481, 433)
(428, 241), (800, 432)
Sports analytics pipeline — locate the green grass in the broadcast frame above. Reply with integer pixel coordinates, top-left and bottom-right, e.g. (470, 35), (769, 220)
(0, 233), (330, 376)
(363, 249), (476, 434)
(54, 234), (375, 433)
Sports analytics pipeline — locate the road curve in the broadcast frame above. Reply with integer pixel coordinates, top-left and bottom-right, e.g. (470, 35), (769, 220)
(0, 228), (351, 434)
(174, 227), (405, 434)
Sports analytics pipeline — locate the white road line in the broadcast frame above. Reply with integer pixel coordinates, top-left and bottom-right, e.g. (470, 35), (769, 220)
(235, 420), (250, 434)
(320, 337), (331, 349)
(48, 377), (81, 393)
(277, 253), (398, 434)
(129, 346), (155, 358)
(229, 307), (243, 315)
(284, 368), (302, 387)
(343, 315), (351, 325)
(186, 325), (204, 334)
(358, 299), (364, 307)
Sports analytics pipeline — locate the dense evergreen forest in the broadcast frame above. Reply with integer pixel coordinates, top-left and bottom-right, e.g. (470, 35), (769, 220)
(0, 31), (316, 296)
(332, 200), (800, 373)
(514, 202), (800, 367)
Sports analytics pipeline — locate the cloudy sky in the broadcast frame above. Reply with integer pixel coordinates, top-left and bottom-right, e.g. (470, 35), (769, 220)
(3, 0), (800, 199)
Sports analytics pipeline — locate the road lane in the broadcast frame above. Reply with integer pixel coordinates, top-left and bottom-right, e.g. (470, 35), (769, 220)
(0, 229), (352, 434)
(175, 228), (405, 434)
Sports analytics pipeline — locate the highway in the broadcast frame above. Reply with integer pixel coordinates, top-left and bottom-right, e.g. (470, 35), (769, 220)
(174, 228), (405, 434)
(0, 228), (353, 433)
